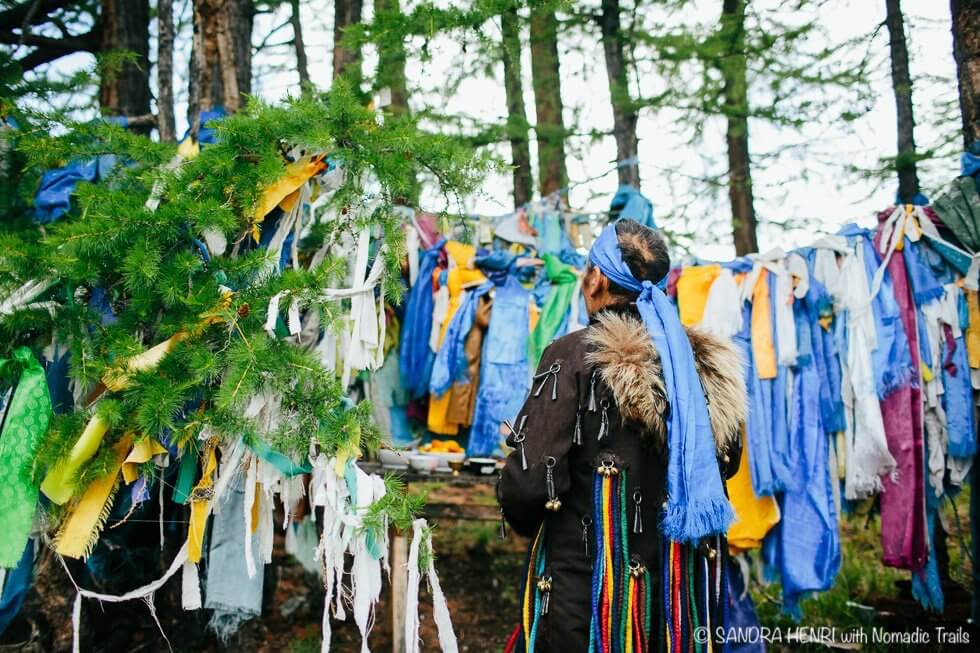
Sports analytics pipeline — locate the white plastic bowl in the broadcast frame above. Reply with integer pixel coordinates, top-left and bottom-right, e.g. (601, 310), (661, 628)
(409, 454), (440, 473)
(378, 449), (410, 468)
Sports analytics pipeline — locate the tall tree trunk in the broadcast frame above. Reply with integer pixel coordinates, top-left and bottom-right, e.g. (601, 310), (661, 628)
(720, 0), (758, 256)
(529, 6), (568, 198)
(600, 0), (640, 189)
(333, 0), (363, 84)
(98, 0), (151, 124)
(157, 0), (176, 141)
(188, 0), (253, 133)
(951, 0), (980, 148)
(290, 0), (310, 89)
(501, 7), (533, 207)
(951, 0), (980, 625)
(885, 0), (920, 203)
(373, 0), (409, 116)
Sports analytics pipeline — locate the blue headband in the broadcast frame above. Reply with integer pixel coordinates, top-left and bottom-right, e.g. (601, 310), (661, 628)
(588, 223), (733, 542)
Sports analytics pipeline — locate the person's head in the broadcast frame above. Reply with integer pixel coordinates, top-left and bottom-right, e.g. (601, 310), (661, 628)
(583, 219), (670, 316)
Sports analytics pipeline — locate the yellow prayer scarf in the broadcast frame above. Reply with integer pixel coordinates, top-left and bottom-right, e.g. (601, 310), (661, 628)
(726, 431), (780, 551)
(750, 271), (777, 379)
(965, 289), (980, 369)
(428, 242), (486, 435)
(676, 264), (721, 326)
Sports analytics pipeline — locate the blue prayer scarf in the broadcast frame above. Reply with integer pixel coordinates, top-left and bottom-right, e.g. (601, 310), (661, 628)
(429, 281), (493, 397)
(734, 304), (776, 496)
(588, 224), (733, 542)
(399, 238), (445, 397)
(903, 239), (945, 306)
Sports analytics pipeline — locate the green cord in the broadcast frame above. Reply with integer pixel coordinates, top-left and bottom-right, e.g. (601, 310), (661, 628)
(688, 547), (700, 653)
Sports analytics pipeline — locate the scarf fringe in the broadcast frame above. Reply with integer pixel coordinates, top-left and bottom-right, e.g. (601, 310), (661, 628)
(661, 498), (734, 544)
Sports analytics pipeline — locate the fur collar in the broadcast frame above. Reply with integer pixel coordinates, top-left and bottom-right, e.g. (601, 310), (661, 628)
(583, 311), (746, 452)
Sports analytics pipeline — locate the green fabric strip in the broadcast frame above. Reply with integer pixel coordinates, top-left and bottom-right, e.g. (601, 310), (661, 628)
(172, 450), (198, 505)
(0, 348), (52, 568)
(528, 254), (579, 369)
(250, 437), (312, 478)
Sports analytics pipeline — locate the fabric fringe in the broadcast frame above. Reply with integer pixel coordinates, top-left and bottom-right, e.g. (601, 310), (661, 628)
(425, 527), (459, 653)
(405, 520), (424, 653)
(660, 498), (735, 545)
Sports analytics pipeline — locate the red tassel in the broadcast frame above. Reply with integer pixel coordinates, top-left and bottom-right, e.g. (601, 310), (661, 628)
(504, 623), (521, 653)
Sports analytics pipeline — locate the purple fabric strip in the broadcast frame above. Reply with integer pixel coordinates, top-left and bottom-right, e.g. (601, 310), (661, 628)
(874, 227), (928, 571)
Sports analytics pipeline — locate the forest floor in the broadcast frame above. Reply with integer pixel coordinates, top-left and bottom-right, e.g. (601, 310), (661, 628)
(1, 485), (975, 652)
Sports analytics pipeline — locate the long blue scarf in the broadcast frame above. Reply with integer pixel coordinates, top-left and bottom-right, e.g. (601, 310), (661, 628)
(429, 281), (493, 397)
(588, 224), (733, 542)
(399, 238), (445, 397)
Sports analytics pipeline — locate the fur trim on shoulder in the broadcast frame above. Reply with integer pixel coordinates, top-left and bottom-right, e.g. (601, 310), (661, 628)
(583, 312), (748, 453)
(584, 312), (667, 444)
(685, 326), (747, 451)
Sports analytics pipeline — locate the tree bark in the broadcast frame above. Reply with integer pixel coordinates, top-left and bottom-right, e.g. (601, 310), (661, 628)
(529, 6), (568, 198)
(98, 0), (151, 125)
(885, 0), (920, 203)
(333, 0), (363, 84)
(188, 0), (253, 132)
(600, 0), (640, 189)
(290, 0), (310, 89)
(951, 0), (980, 148)
(501, 7), (533, 207)
(373, 0), (409, 116)
(157, 0), (176, 141)
(720, 0), (758, 255)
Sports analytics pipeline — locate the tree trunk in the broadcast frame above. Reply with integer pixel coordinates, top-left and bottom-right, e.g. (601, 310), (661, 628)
(501, 7), (533, 207)
(188, 0), (253, 132)
(885, 0), (920, 203)
(529, 6), (568, 198)
(333, 0), (363, 84)
(290, 0), (310, 89)
(373, 0), (409, 116)
(98, 0), (151, 125)
(951, 0), (980, 624)
(951, 0), (980, 148)
(600, 0), (640, 189)
(720, 0), (758, 256)
(157, 0), (176, 141)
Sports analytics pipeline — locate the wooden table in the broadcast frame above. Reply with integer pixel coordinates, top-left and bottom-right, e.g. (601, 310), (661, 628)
(357, 462), (501, 652)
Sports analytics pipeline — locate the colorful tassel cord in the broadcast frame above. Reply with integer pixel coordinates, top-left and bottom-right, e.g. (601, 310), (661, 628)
(588, 466), (653, 653)
(662, 535), (727, 653)
(521, 523), (549, 652)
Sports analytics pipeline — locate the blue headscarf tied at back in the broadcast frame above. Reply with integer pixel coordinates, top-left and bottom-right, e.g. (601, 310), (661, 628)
(588, 223), (734, 543)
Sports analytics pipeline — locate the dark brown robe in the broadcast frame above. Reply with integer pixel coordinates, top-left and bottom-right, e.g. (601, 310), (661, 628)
(497, 309), (746, 651)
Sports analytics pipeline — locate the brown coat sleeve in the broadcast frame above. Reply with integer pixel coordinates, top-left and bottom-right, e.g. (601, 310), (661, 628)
(497, 336), (580, 537)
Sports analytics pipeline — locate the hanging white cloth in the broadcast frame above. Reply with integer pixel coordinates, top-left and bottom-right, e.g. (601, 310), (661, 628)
(404, 518), (459, 653)
(833, 243), (896, 499)
(698, 269), (742, 340)
(318, 227), (387, 386)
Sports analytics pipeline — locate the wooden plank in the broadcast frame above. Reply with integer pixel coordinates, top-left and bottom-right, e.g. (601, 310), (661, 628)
(391, 528), (409, 653)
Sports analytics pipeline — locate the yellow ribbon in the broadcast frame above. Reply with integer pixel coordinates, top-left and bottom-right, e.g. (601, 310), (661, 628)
(187, 442), (217, 564)
(54, 434), (133, 559)
(40, 414), (110, 505)
(122, 438), (169, 485)
(250, 155), (327, 242)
